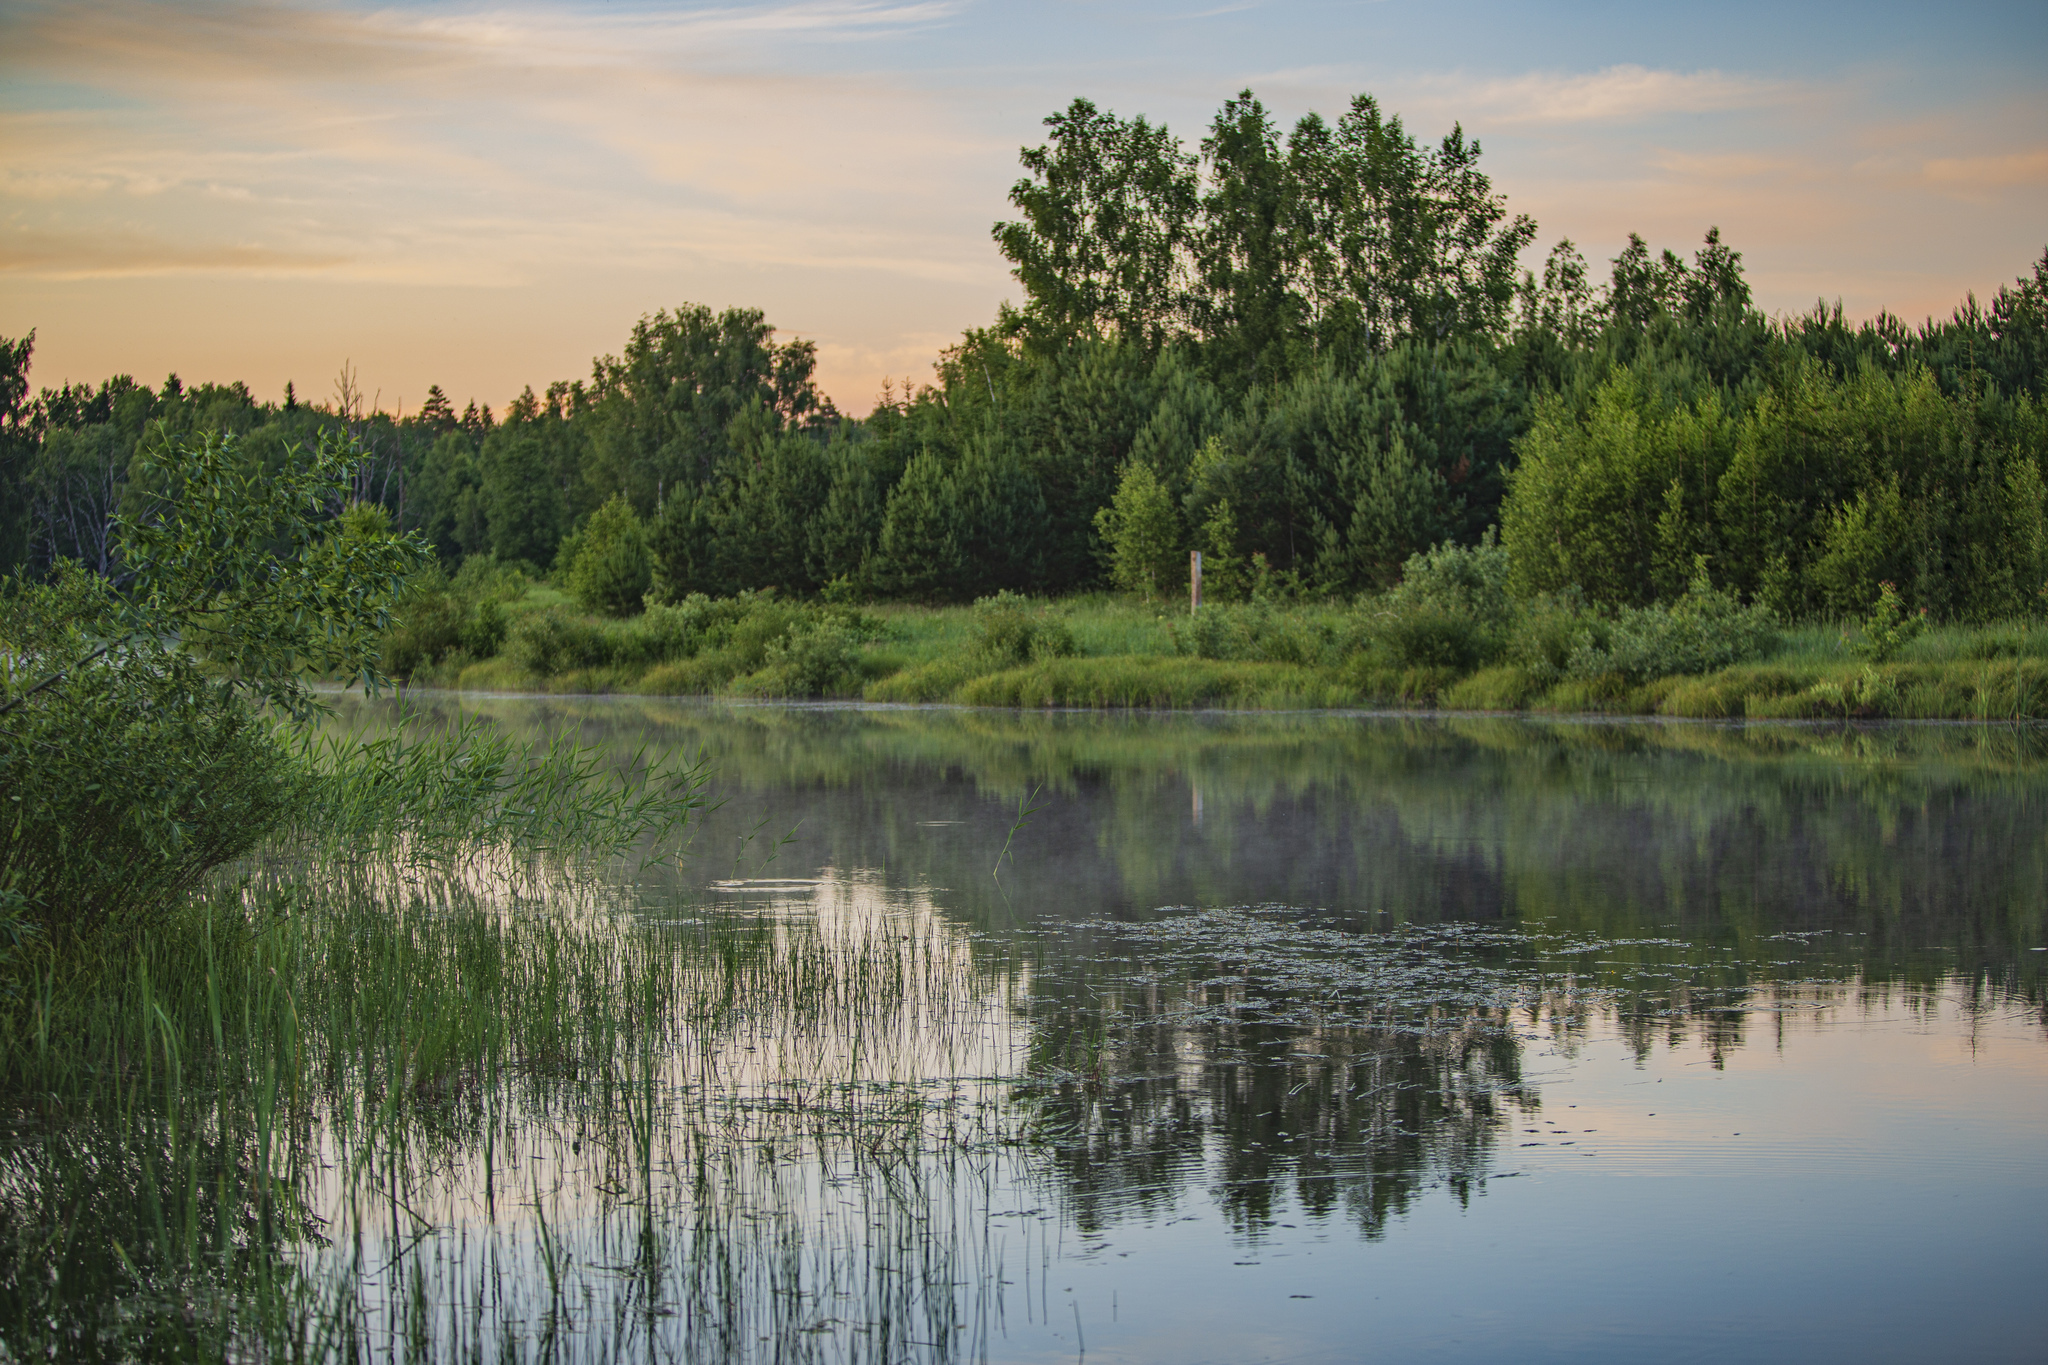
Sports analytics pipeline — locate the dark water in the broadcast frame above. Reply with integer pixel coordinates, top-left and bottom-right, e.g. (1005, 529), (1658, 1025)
(356, 699), (2048, 1363)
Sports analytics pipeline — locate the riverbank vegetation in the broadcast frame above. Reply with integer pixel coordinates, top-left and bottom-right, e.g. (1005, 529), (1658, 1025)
(366, 543), (2048, 719)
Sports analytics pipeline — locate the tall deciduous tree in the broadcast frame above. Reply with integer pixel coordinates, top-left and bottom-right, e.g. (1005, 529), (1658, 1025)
(585, 305), (829, 516)
(993, 98), (1201, 352)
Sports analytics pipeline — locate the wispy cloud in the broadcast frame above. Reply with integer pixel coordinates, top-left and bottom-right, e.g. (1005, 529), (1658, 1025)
(1923, 148), (2048, 190)
(0, 230), (349, 278)
(2, 1), (2040, 413)
(1446, 64), (1788, 125)
(3, 0), (967, 85)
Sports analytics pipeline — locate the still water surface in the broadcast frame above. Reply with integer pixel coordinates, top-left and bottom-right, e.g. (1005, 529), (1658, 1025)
(344, 699), (2048, 1363)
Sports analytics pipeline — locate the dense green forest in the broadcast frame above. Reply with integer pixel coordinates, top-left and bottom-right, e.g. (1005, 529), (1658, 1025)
(3, 89), (2045, 630)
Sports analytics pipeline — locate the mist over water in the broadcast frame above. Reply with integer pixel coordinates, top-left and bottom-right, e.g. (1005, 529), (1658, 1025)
(303, 699), (2048, 1362)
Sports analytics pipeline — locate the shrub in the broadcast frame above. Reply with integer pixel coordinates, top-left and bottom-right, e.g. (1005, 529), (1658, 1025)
(1387, 534), (1514, 632)
(1504, 591), (1604, 683)
(1366, 535), (1516, 671)
(741, 620), (868, 697)
(972, 591), (1076, 667)
(1565, 560), (1778, 683)
(567, 495), (652, 617)
(505, 608), (615, 676)
(1174, 600), (1330, 665)
(1849, 581), (1926, 663)
(1377, 605), (1491, 671)
(381, 557), (524, 679)
(0, 431), (422, 948)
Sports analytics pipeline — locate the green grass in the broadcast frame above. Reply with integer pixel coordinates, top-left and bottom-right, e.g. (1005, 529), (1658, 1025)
(390, 586), (2048, 721)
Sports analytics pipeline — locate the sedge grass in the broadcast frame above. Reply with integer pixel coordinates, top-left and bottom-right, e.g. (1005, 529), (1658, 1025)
(0, 713), (1027, 1360)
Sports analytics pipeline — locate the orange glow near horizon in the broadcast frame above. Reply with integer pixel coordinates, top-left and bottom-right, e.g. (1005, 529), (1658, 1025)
(3, 1), (2042, 417)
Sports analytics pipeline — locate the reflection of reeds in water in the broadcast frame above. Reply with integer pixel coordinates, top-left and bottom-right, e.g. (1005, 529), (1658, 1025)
(0, 844), (1031, 1360)
(298, 870), (1030, 1360)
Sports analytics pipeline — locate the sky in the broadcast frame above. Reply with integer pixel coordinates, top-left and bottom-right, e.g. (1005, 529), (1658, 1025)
(2, 0), (2044, 418)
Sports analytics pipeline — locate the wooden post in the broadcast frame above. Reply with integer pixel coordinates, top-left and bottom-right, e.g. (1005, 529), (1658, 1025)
(1190, 550), (1202, 614)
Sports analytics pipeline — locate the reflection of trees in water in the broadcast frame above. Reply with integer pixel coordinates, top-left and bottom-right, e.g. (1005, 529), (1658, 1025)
(1002, 898), (2048, 1243)
(365, 699), (2047, 1007)
(1016, 942), (1534, 1242)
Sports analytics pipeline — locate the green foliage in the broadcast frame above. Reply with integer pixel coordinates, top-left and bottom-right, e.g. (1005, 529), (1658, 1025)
(1095, 459), (1184, 599)
(971, 591), (1077, 666)
(0, 430), (426, 945)
(479, 426), (566, 567)
(646, 413), (840, 600)
(380, 555), (525, 679)
(740, 619), (870, 697)
(1365, 535), (1514, 671)
(1195, 496), (1244, 601)
(1503, 591), (1605, 683)
(951, 654), (1356, 709)
(504, 589), (883, 697)
(1375, 605), (1492, 672)
(1386, 534), (1514, 631)
(505, 605), (618, 676)
(1500, 370), (1733, 606)
(1562, 561), (1779, 684)
(993, 97), (1199, 352)
(995, 89), (1537, 369)
(566, 494), (652, 617)
(584, 305), (827, 517)
(1850, 581), (1928, 663)
(874, 450), (964, 601)
(1176, 598), (1334, 665)
(8, 107), (2044, 628)
(1503, 358), (2048, 621)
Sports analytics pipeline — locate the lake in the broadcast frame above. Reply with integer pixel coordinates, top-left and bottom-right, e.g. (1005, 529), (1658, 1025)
(294, 701), (2048, 1360)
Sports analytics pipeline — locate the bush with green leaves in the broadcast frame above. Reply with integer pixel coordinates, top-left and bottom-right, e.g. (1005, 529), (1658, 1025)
(566, 495), (653, 617)
(1504, 590), (1605, 682)
(1563, 560), (1778, 683)
(1374, 605), (1493, 672)
(1384, 534), (1514, 631)
(0, 430), (424, 947)
(380, 555), (525, 679)
(1368, 535), (1514, 671)
(741, 619), (868, 697)
(971, 591), (1076, 667)
(1849, 581), (1927, 663)
(506, 587), (884, 688)
(504, 606), (619, 676)
(1175, 599), (1332, 665)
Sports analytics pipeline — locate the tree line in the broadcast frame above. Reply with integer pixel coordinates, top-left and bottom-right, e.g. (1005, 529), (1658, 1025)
(3, 88), (2044, 621)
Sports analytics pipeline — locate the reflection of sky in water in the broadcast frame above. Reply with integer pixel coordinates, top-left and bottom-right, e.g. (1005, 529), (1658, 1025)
(316, 698), (2048, 1362)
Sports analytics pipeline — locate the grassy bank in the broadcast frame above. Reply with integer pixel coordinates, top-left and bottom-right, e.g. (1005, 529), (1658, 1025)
(389, 581), (2048, 721)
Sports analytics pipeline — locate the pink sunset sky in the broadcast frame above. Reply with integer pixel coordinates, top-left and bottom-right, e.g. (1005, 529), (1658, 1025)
(3, 0), (2043, 416)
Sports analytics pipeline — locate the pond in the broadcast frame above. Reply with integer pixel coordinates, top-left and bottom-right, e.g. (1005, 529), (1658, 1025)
(309, 699), (2047, 1364)
(45, 700), (2048, 1362)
